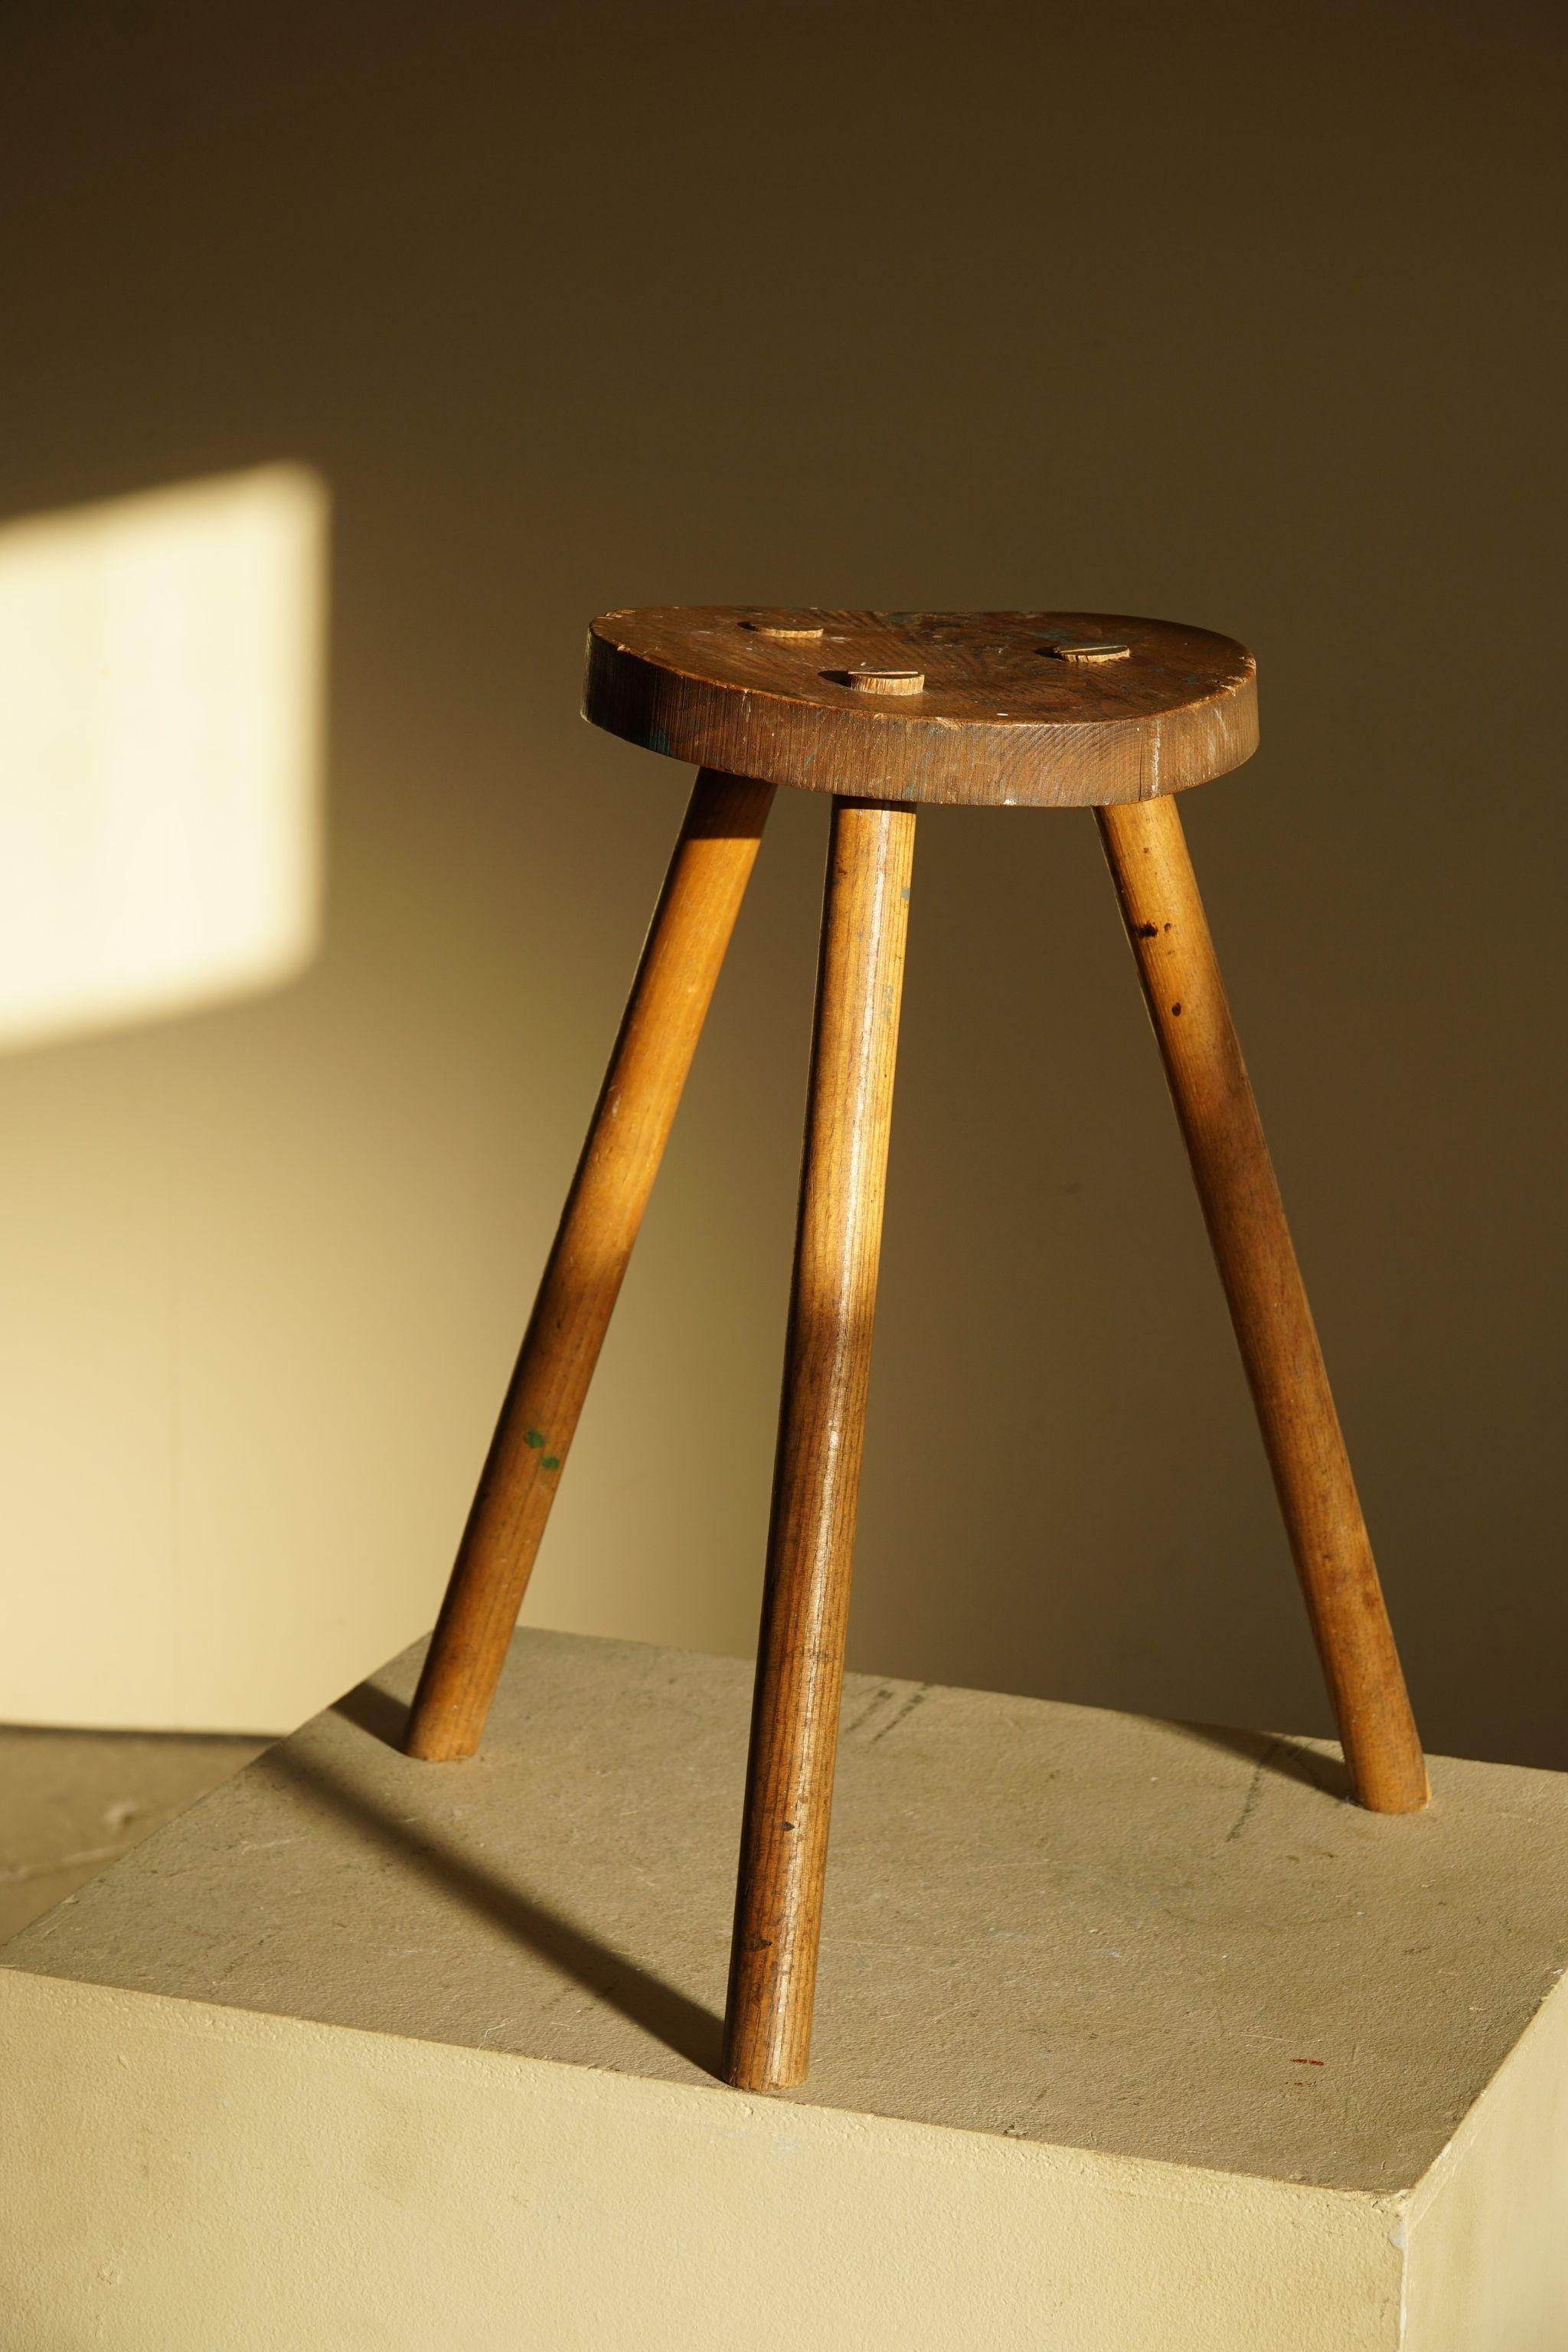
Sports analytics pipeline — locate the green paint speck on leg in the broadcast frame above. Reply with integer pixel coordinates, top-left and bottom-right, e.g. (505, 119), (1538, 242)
(524, 1429), (546, 1449)
(542, 1456), (560, 1472)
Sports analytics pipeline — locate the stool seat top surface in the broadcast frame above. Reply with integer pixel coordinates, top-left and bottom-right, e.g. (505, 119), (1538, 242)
(584, 606), (1257, 808)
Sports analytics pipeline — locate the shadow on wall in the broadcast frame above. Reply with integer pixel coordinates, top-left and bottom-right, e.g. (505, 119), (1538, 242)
(0, 0), (1563, 1767)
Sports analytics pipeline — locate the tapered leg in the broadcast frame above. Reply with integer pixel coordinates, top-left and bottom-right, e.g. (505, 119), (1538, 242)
(1096, 794), (1427, 1814)
(406, 769), (775, 1762)
(724, 799), (916, 2092)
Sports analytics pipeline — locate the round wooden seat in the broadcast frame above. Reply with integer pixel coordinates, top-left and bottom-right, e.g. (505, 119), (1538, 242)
(584, 606), (1258, 808)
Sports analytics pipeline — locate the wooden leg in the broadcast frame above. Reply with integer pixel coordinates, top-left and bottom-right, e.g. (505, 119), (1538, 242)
(724, 798), (916, 2091)
(1096, 794), (1428, 1814)
(405, 769), (775, 1762)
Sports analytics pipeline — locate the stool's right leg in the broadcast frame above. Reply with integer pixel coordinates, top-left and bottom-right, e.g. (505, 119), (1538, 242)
(405, 769), (774, 1762)
(1096, 792), (1427, 1814)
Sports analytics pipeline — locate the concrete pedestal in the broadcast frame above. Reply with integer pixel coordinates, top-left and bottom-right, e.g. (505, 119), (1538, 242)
(5, 1628), (1567, 2347)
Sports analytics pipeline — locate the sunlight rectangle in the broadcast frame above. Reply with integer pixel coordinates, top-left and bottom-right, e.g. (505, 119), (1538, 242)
(0, 464), (327, 1050)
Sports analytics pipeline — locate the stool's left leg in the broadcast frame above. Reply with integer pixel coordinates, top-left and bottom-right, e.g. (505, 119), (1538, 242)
(1096, 792), (1427, 1814)
(724, 798), (916, 2092)
(406, 770), (774, 1763)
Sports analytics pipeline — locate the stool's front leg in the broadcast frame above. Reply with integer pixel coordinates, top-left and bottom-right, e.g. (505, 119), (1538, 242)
(725, 798), (916, 2091)
(1096, 794), (1427, 1814)
(406, 769), (774, 1763)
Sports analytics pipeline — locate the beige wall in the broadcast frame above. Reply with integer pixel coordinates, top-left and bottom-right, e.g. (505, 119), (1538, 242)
(1, 2), (1563, 1749)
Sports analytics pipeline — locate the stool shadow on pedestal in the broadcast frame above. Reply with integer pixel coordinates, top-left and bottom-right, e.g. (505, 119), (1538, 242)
(1163, 1720), (1354, 1808)
(335, 1678), (413, 1750)
(258, 1687), (727, 2077)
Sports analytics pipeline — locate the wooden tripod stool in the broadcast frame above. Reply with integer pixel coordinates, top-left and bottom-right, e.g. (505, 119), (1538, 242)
(405, 606), (1428, 2095)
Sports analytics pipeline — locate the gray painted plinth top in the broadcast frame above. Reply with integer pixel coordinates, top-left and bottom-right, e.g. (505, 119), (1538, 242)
(9, 1628), (1568, 2193)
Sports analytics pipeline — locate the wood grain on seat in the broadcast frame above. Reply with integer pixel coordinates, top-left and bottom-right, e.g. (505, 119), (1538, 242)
(584, 606), (1257, 808)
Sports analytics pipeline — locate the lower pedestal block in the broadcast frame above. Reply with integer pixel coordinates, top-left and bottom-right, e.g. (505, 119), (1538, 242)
(5, 1628), (1567, 2348)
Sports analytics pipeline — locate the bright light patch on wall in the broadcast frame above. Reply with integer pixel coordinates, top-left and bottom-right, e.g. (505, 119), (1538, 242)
(0, 464), (327, 1050)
